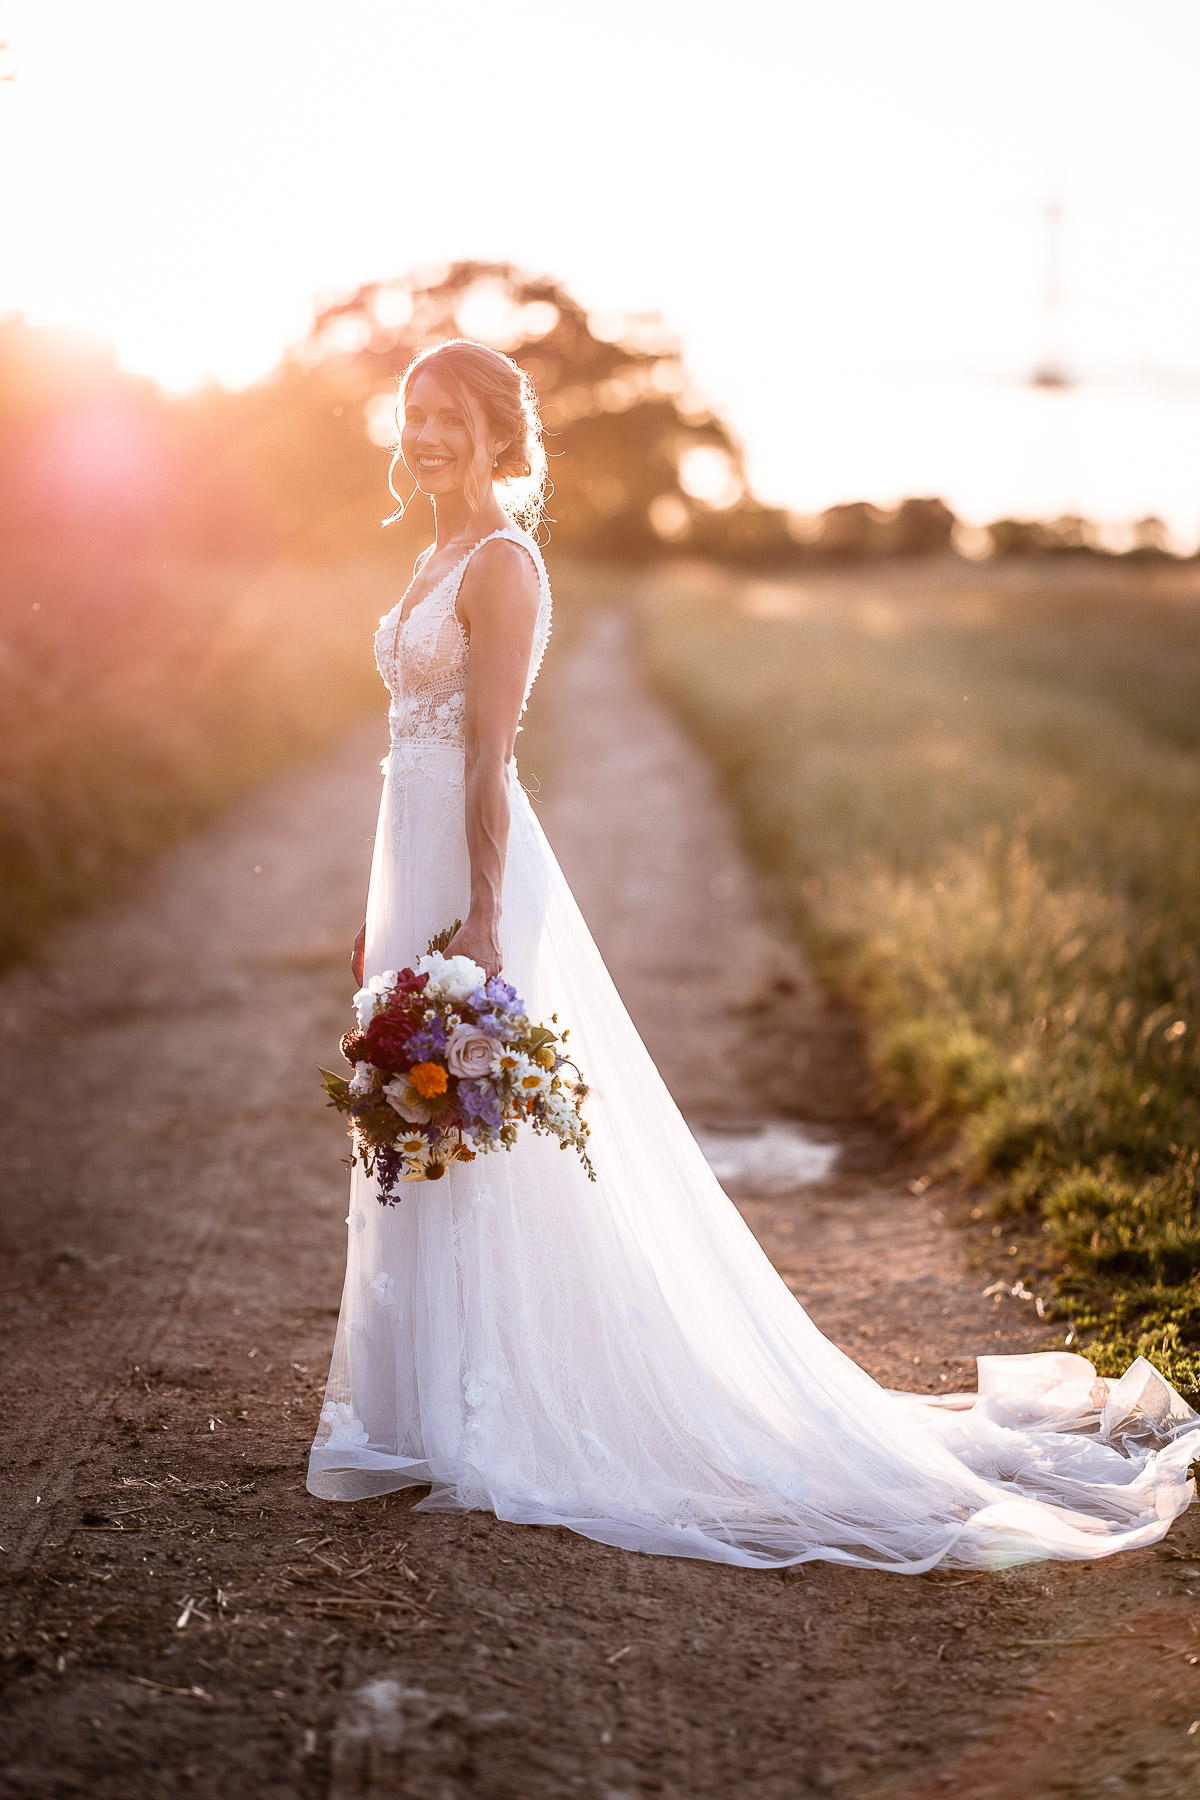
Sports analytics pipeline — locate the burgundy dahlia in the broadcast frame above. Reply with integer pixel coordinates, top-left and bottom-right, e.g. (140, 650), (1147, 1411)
(360, 969), (431, 1071)
(364, 1010), (419, 1071)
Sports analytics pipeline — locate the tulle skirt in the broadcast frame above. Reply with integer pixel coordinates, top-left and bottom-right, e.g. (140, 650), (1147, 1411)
(308, 744), (1200, 1570)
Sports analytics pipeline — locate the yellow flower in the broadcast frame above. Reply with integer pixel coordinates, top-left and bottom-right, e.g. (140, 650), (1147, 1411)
(409, 1061), (448, 1099)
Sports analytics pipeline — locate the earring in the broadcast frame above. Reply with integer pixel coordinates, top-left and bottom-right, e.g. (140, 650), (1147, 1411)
(493, 455), (499, 469)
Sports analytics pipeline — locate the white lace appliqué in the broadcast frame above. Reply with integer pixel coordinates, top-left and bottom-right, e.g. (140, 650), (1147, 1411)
(321, 1400), (369, 1447)
(373, 526), (552, 788)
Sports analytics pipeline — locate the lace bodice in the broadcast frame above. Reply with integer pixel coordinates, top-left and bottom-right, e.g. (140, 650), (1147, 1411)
(374, 524), (552, 754)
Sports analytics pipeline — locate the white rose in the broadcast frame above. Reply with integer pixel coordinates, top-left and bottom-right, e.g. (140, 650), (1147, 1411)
(353, 970), (398, 1029)
(415, 950), (485, 1005)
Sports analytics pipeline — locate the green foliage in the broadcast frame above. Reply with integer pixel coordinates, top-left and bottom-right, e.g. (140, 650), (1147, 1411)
(318, 1068), (352, 1111)
(0, 315), (425, 564)
(638, 556), (1200, 1378)
(1043, 1161), (1200, 1285)
(875, 1017), (1007, 1136)
(1058, 1290), (1200, 1406)
(0, 547), (398, 967)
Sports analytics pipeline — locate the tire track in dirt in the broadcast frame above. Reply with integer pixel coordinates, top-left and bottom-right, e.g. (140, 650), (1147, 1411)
(0, 608), (1197, 1799)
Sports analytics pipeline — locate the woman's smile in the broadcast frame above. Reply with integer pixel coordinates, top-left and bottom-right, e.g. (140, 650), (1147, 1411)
(400, 367), (486, 494)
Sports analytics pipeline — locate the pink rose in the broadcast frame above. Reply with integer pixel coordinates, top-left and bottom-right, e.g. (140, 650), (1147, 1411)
(446, 1024), (496, 1079)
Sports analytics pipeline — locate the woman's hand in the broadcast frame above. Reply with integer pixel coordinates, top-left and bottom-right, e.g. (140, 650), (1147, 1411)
(447, 916), (502, 980)
(351, 922), (366, 988)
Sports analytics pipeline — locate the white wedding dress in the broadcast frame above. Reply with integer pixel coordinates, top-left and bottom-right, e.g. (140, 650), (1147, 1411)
(308, 523), (1200, 1570)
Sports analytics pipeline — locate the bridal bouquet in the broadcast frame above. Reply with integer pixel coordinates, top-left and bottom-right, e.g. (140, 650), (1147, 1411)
(320, 925), (594, 1201)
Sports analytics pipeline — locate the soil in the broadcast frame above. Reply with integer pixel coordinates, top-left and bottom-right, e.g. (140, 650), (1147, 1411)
(1, 610), (1198, 1800)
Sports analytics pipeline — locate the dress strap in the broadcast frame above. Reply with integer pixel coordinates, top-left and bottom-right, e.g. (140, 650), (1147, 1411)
(445, 524), (519, 596)
(444, 526), (550, 712)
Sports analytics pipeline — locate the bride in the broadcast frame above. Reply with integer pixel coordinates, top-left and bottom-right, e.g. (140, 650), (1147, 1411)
(308, 338), (1198, 1570)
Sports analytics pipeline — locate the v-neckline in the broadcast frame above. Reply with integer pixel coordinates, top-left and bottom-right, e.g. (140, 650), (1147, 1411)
(396, 526), (511, 629)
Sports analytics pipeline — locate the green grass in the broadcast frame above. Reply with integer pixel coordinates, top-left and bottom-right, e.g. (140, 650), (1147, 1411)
(0, 546), (403, 967)
(637, 555), (1200, 1398)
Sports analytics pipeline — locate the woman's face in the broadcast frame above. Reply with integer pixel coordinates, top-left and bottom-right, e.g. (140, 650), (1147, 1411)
(400, 368), (491, 502)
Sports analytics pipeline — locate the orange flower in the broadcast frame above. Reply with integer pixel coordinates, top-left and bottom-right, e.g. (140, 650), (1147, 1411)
(409, 1061), (448, 1099)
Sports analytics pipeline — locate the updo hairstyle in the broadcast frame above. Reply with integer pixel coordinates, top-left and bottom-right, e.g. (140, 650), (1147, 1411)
(387, 337), (548, 534)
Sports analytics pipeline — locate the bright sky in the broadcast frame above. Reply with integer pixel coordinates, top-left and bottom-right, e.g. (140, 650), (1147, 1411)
(3, 0), (1199, 536)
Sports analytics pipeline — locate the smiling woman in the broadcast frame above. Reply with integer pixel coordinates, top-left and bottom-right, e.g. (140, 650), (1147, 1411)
(312, 336), (1200, 1576)
(386, 339), (548, 535)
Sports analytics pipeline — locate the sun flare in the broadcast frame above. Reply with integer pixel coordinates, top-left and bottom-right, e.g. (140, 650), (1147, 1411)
(1, 0), (1198, 532)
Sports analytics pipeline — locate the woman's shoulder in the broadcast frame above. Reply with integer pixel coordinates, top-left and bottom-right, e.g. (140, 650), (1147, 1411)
(465, 526), (544, 586)
(457, 528), (544, 624)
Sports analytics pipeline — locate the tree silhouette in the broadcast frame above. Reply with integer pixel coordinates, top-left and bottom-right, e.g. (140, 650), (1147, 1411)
(298, 261), (756, 558)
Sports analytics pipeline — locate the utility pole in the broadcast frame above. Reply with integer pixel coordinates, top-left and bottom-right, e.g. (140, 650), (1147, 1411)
(1031, 200), (1071, 390)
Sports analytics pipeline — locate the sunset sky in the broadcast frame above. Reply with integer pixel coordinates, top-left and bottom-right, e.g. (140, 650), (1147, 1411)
(2, 0), (1199, 537)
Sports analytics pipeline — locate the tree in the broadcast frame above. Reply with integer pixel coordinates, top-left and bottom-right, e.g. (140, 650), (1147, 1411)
(297, 261), (752, 558)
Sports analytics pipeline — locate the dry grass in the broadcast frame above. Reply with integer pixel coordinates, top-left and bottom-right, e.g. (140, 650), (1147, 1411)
(0, 546), (404, 966)
(637, 555), (1200, 1393)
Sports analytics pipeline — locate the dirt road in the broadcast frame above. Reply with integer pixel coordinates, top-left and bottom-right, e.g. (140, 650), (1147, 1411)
(2, 611), (1198, 1799)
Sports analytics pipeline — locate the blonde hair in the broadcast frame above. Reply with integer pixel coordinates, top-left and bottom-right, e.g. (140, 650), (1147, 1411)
(386, 338), (548, 534)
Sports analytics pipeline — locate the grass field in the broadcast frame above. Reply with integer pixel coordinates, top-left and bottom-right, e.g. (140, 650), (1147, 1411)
(638, 555), (1200, 1395)
(0, 547), (402, 967)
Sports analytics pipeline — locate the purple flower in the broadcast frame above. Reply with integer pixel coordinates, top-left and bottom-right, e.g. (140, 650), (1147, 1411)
(456, 1079), (502, 1130)
(470, 976), (520, 1012)
(471, 1008), (511, 1039)
(405, 1017), (449, 1061)
(375, 1143), (406, 1205)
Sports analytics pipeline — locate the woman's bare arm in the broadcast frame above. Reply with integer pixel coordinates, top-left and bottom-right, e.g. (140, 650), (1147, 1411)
(447, 539), (540, 976)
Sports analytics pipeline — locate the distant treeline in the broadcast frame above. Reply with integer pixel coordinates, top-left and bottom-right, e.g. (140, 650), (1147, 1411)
(0, 263), (1184, 571)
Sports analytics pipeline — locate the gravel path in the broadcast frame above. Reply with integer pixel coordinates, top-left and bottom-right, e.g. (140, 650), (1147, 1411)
(1, 609), (1197, 1799)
